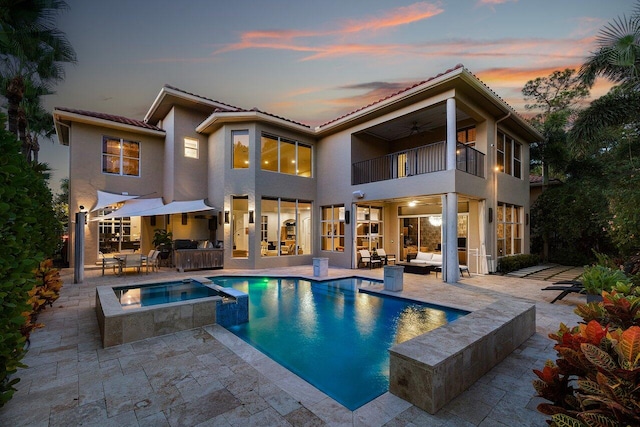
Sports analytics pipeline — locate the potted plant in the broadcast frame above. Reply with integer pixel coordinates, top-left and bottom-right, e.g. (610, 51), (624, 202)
(152, 229), (173, 261)
(581, 264), (629, 303)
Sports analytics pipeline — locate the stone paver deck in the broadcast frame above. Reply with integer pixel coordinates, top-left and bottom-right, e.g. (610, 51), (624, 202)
(0, 265), (584, 426)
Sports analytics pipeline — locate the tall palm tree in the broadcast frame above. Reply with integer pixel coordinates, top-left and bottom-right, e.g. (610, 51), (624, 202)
(571, 2), (640, 143)
(0, 0), (76, 161)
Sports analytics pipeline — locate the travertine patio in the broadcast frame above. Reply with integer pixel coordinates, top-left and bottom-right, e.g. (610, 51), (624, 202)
(0, 265), (582, 426)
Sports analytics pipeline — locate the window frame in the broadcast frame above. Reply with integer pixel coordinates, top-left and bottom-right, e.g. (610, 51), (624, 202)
(321, 205), (345, 252)
(496, 202), (523, 258)
(260, 133), (312, 177)
(496, 131), (523, 179)
(232, 129), (250, 169)
(102, 136), (140, 177)
(184, 137), (199, 159)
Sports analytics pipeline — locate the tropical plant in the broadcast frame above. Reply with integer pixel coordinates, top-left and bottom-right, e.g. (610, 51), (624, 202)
(21, 259), (63, 340)
(152, 229), (173, 248)
(0, 0), (76, 161)
(581, 264), (630, 295)
(533, 285), (640, 425)
(0, 115), (60, 407)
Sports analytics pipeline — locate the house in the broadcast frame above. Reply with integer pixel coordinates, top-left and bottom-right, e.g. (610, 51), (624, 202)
(54, 64), (542, 282)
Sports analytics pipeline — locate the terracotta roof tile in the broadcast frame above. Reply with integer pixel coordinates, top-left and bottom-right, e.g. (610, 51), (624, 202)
(55, 107), (164, 131)
(163, 84), (240, 112)
(317, 64), (465, 129)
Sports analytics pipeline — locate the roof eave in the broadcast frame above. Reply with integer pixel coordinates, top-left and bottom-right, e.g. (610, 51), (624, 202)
(53, 109), (166, 139)
(196, 111), (314, 135)
(144, 86), (239, 125)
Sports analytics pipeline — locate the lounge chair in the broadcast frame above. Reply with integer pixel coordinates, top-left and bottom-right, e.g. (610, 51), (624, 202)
(142, 250), (160, 273)
(376, 249), (396, 265)
(359, 249), (382, 269)
(541, 280), (584, 303)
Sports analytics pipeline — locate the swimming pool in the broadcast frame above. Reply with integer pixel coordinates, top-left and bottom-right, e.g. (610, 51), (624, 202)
(207, 276), (468, 410)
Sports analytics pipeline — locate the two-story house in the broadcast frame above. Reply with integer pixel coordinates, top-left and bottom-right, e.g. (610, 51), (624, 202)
(54, 64), (541, 282)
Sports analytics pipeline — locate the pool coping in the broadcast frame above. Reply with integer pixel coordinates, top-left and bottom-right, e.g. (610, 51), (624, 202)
(95, 272), (535, 414)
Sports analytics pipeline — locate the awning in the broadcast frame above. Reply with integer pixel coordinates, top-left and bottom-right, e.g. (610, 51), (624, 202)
(91, 190), (140, 212)
(93, 198), (216, 220)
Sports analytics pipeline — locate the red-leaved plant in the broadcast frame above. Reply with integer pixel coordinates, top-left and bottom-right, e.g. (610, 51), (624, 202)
(533, 288), (640, 426)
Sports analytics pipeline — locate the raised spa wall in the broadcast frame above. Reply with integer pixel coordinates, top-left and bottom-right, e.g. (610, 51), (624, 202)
(388, 298), (535, 414)
(95, 280), (248, 348)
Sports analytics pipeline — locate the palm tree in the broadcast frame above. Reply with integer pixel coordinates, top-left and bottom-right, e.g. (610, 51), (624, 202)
(571, 2), (640, 143)
(0, 0), (76, 161)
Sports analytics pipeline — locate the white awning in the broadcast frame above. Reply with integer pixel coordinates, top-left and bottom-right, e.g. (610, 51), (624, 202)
(91, 190), (140, 212)
(93, 198), (215, 220)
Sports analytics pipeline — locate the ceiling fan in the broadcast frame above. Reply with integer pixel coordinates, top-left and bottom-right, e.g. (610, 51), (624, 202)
(402, 121), (432, 137)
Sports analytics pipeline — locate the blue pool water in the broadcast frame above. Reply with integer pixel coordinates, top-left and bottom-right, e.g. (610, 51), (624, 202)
(114, 280), (219, 309)
(207, 276), (468, 410)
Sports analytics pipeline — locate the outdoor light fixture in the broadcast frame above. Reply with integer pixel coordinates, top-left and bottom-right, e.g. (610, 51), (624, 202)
(488, 207), (493, 223)
(345, 210), (350, 224)
(249, 210), (254, 224)
(182, 213), (188, 225)
(224, 211), (230, 224)
(218, 211), (222, 225)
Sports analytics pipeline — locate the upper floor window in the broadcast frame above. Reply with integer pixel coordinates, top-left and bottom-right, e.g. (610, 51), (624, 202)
(102, 136), (140, 176)
(457, 127), (476, 147)
(184, 137), (199, 159)
(497, 131), (522, 179)
(232, 130), (249, 168)
(261, 133), (312, 177)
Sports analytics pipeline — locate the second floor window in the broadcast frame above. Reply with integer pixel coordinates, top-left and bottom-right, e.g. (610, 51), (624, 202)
(232, 130), (249, 168)
(102, 136), (140, 176)
(261, 133), (312, 177)
(497, 131), (522, 179)
(184, 137), (199, 159)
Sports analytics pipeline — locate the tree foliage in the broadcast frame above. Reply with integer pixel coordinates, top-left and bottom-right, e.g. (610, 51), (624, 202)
(0, 115), (60, 406)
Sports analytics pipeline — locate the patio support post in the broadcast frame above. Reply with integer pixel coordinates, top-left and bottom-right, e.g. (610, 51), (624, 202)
(446, 98), (456, 171)
(444, 192), (460, 283)
(74, 211), (85, 284)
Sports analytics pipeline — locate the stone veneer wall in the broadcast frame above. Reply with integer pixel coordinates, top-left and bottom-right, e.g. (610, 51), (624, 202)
(96, 286), (218, 347)
(389, 299), (535, 414)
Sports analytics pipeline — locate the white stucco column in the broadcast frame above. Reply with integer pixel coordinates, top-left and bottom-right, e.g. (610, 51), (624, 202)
(444, 192), (459, 283)
(446, 98), (457, 171)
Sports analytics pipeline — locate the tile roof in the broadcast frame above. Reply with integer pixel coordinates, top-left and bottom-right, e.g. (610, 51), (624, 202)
(55, 107), (164, 131)
(317, 64), (465, 129)
(163, 84), (241, 112)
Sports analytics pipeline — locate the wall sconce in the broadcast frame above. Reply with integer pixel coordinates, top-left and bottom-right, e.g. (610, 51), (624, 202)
(182, 212), (188, 225)
(488, 207), (493, 223)
(526, 213), (529, 225)
(150, 215), (156, 226)
(78, 205), (88, 222)
(218, 211), (222, 225)
(345, 210), (350, 224)
(248, 210), (254, 224)
(224, 211), (230, 224)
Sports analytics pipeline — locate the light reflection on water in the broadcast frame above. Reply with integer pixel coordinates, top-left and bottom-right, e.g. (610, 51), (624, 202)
(208, 276), (467, 410)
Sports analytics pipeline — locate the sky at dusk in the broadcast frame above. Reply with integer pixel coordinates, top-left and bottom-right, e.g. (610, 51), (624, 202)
(38, 0), (635, 192)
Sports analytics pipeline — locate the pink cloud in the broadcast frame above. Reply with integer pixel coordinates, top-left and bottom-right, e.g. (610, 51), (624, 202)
(339, 2), (444, 33)
(477, 0), (517, 5)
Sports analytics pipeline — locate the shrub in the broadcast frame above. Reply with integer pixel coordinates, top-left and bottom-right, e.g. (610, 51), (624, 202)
(533, 284), (640, 425)
(581, 264), (629, 295)
(0, 121), (61, 407)
(21, 260), (63, 340)
(497, 254), (540, 274)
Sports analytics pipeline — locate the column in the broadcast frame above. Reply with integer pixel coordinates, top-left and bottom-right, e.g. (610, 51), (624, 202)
(446, 98), (457, 171)
(444, 192), (460, 283)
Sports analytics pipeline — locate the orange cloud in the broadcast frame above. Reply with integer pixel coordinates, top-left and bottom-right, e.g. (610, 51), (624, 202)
(477, 0), (517, 4)
(213, 2), (443, 56)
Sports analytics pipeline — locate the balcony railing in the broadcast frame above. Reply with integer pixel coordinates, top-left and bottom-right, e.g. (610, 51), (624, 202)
(352, 141), (485, 185)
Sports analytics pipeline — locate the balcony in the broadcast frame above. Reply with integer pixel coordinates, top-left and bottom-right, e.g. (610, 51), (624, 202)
(352, 141), (485, 185)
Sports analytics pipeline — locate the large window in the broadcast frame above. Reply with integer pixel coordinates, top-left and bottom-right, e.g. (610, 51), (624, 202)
(260, 197), (312, 256)
(356, 205), (383, 251)
(496, 202), (522, 257)
(457, 126), (476, 147)
(497, 132), (522, 179)
(261, 133), (312, 177)
(98, 207), (140, 254)
(232, 195), (248, 258)
(232, 130), (249, 168)
(321, 205), (345, 252)
(102, 136), (140, 176)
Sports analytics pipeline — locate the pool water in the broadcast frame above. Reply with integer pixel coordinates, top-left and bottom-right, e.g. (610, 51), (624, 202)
(113, 280), (219, 309)
(208, 276), (468, 410)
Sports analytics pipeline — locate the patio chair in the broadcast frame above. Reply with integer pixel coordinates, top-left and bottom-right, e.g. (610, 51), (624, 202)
(142, 250), (160, 273)
(359, 249), (382, 269)
(98, 251), (120, 276)
(118, 253), (142, 275)
(376, 249), (396, 265)
(541, 280), (584, 304)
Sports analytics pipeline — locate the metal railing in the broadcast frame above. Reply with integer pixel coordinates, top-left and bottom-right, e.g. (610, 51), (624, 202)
(351, 141), (485, 185)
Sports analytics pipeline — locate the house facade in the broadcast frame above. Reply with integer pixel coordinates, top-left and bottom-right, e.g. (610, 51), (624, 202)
(54, 65), (541, 282)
